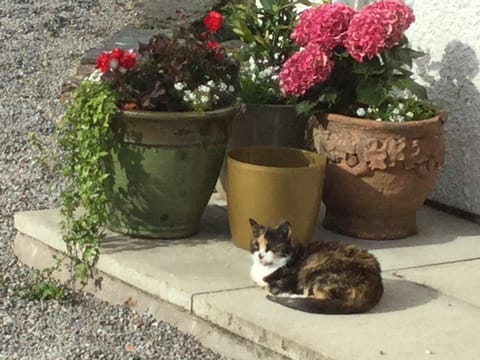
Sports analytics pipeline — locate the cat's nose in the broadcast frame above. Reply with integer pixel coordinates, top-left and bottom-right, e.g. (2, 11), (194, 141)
(258, 253), (264, 260)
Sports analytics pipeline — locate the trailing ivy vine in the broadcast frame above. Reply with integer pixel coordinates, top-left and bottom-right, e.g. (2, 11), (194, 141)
(57, 80), (118, 285)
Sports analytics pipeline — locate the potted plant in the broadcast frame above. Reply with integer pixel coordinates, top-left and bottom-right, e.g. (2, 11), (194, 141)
(279, 0), (446, 240)
(213, 0), (313, 197)
(58, 13), (239, 281)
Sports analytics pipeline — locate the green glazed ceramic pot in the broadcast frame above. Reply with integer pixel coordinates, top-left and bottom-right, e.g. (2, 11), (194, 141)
(104, 106), (238, 238)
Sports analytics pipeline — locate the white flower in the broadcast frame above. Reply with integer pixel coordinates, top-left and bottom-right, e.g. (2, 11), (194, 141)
(271, 74), (278, 81)
(367, 107), (374, 113)
(218, 82), (227, 92)
(406, 111), (414, 118)
(356, 108), (366, 117)
(273, 53), (280, 60)
(396, 115), (405, 122)
(198, 85), (210, 93)
(207, 80), (215, 88)
(200, 95), (209, 103)
(109, 58), (119, 70)
(228, 85), (235, 93)
(213, 94), (220, 101)
(398, 103), (405, 110)
(174, 82), (186, 91)
(87, 69), (102, 82)
(259, 67), (273, 79)
(248, 56), (256, 71)
(375, 118), (382, 122)
(392, 108), (400, 115)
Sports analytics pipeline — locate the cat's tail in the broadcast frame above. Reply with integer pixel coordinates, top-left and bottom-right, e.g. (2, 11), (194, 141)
(266, 295), (371, 314)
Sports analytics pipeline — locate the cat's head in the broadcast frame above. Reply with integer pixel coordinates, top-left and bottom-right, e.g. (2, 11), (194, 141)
(249, 218), (293, 266)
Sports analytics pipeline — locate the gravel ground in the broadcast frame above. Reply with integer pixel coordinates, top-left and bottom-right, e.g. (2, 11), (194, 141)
(0, 1), (224, 359)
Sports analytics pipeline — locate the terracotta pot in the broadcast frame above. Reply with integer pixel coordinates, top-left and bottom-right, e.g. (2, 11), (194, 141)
(226, 146), (325, 250)
(104, 106), (238, 238)
(216, 104), (307, 198)
(312, 112), (447, 240)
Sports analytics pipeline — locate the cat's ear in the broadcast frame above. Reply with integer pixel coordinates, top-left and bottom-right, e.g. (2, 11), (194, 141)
(249, 218), (264, 237)
(278, 221), (292, 242)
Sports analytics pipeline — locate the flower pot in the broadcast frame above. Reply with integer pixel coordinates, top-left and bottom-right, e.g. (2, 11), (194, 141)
(104, 106), (238, 238)
(312, 112), (447, 240)
(226, 146), (326, 250)
(216, 103), (307, 198)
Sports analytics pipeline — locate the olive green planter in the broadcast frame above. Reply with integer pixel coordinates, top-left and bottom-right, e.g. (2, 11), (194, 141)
(104, 106), (238, 238)
(226, 146), (326, 250)
(217, 104), (307, 198)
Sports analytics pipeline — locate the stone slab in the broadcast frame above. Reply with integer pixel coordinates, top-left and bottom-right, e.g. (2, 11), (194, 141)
(392, 259), (480, 307)
(192, 275), (480, 360)
(13, 199), (480, 359)
(81, 26), (160, 65)
(14, 232), (288, 360)
(14, 201), (253, 311)
(311, 205), (480, 271)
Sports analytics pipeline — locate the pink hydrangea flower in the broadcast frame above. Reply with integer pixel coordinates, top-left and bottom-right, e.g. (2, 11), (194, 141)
(344, 0), (414, 62)
(279, 44), (334, 97)
(292, 3), (356, 50)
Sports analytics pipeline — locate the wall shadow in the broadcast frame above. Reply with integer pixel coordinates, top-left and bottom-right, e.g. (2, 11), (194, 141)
(415, 40), (480, 213)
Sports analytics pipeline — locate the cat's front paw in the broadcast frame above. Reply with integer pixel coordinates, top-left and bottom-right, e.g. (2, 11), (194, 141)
(268, 285), (283, 295)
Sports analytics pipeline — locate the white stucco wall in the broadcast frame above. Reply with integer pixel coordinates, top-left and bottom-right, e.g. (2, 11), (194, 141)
(404, 0), (480, 215)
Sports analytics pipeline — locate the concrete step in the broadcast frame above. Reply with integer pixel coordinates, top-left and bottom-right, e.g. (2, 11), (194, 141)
(13, 196), (480, 360)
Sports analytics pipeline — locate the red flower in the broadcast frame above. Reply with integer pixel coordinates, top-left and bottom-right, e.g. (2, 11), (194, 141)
(119, 49), (137, 70)
(292, 3), (356, 50)
(208, 41), (219, 50)
(95, 52), (110, 73)
(280, 44), (334, 97)
(204, 11), (223, 33)
(344, 0), (414, 62)
(95, 48), (136, 74)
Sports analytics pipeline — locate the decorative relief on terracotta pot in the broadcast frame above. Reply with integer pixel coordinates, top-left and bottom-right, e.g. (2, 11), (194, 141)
(313, 128), (445, 177)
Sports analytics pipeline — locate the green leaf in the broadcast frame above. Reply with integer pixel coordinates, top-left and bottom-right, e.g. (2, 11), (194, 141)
(392, 47), (413, 67)
(296, 100), (319, 115)
(356, 78), (388, 106)
(392, 77), (428, 99)
(259, 0), (274, 11)
(408, 48), (425, 59)
(352, 57), (384, 75)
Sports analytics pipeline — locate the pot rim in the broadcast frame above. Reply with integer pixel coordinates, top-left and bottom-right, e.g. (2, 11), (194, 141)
(317, 111), (447, 129)
(243, 103), (296, 109)
(227, 145), (325, 172)
(119, 104), (239, 121)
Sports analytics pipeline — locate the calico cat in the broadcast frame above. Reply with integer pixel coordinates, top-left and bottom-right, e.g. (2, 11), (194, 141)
(249, 218), (383, 314)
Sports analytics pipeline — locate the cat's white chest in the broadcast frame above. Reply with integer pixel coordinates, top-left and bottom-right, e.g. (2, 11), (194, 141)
(250, 262), (279, 287)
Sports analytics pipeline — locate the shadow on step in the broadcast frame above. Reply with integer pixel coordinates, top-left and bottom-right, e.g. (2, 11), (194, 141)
(101, 204), (231, 254)
(371, 278), (439, 314)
